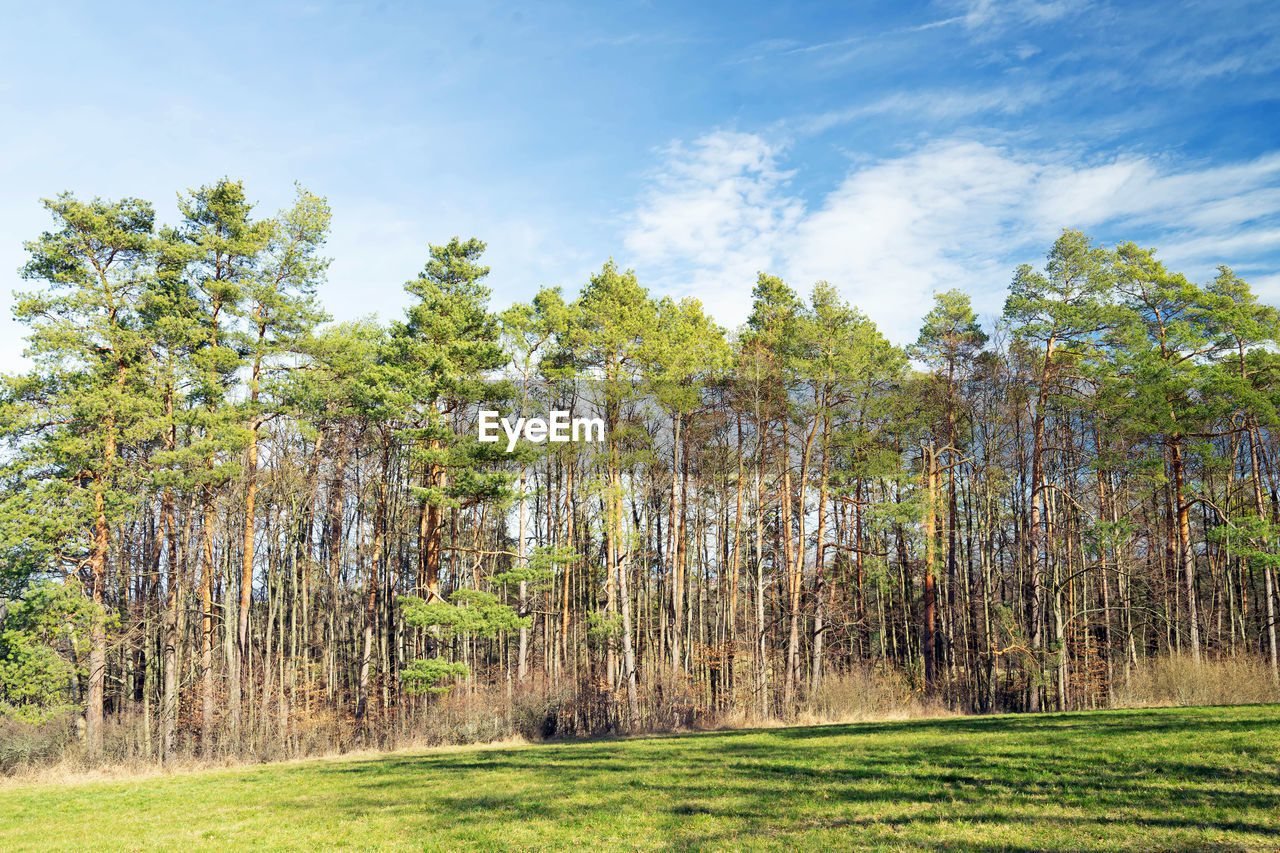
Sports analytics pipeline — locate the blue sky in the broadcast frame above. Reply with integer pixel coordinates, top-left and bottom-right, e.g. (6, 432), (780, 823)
(2, 0), (1278, 369)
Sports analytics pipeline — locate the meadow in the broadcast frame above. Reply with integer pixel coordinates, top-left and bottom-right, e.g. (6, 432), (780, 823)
(1, 704), (1278, 851)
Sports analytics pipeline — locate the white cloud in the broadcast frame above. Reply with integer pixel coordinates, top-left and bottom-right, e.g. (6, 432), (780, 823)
(959, 0), (1088, 35)
(736, 14), (965, 65)
(798, 85), (1051, 134)
(622, 131), (804, 311)
(786, 140), (1041, 341)
(620, 133), (1280, 344)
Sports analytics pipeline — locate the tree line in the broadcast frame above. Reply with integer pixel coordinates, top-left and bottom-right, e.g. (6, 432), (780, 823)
(2, 179), (1278, 764)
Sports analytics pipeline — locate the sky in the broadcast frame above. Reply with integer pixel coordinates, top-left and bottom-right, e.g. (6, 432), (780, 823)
(2, 0), (1278, 370)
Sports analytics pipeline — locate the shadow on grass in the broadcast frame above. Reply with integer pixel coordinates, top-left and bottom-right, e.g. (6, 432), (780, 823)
(276, 705), (1280, 848)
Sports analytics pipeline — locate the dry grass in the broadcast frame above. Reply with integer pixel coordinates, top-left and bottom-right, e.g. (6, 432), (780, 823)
(1111, 652), (1280, 708)
(0, 734), (533, 791)
(797, 666), (951, 724)
(0, 667), (945, 788)
(11, 655), (1274, 787)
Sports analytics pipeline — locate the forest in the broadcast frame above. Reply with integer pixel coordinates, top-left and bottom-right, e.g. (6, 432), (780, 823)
(2, 178), (1279, 768)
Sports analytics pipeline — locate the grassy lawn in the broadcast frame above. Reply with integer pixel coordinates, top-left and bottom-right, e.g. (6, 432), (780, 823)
(1, 705), (1278, 851)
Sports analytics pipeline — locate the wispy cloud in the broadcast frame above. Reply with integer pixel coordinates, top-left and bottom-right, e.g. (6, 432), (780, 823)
(622, 131), (804, 301)
(957, 0), (1090, 35)
(735, 14), (965, 64)
(796, 84), (1052, 134)
(778, 15), (966, 57)
(621, 133), (1280, 343)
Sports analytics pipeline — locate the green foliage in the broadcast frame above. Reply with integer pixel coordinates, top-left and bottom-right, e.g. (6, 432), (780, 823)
(646, 295), (729, 412)
(746, 272), (803, 339)
(491, 566), (553, 589)
(586, 610), (623, 645)
(912, 289), (988, 366)
(399, 588), (529, 639)
(401, 658), (470, 695)
(0, 581), (98, 723)
(1101, 242), (1226, 440)
(3, 194), (163, 578)
(389, 237), (510, 515)
(9, 178), (1280, 775)
(392, 236), (506, 407)
(241, 184), (333, 411)
(1212, 516), (1280, 570)
(1083, 519), (1136, 561)
(492, 545), (576, 593)
(0, 632), (73, 724)
(1003, 229), (1116, 354)
(569, 260), (656, 381)
(399, 586), (525, 696)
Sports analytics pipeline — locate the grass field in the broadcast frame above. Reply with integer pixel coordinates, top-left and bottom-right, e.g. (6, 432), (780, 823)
(1, 705), (1278, 851)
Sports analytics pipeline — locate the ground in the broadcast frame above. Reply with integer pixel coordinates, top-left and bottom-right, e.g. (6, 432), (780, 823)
(1, 705), (1278, 851)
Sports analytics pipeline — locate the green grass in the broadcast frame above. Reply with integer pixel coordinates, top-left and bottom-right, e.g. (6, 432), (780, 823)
(2, 705), (1279, 851)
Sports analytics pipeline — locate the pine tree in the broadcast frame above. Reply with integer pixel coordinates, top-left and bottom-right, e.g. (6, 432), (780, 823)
(647, 296), (729, 676)
(5, 193), (162, 753)
(1003, 229), (1115, 710)
(568, 260), (657, 725)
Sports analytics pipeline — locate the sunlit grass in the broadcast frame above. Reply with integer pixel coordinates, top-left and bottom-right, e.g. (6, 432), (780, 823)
(2, 705), (1277, 851)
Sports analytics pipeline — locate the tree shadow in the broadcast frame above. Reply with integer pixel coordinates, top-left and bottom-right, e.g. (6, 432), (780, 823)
(266, 705), (1280, 849)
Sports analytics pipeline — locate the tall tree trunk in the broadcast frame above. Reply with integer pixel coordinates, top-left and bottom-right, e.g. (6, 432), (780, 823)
(238, 413), (262, 739)
(615, 465), (640, 725)
(1246, 422), (1279, 684)
(1170, 438), (1202, 664)
(423, 442), (447, 603)
(86, 474), (109, 757)
(358, 439), (389, 732)
(160, 481), (180, 764)
(753, 459), (768, 718)
(923, 445), (938, 693)
(199, 487), (216, 754)
(517, 468), (529, 681)
(1027, 364), (1050, 713)
(728, 415), (745, 697)
(810, 422), (831, 695)
(669, 413), (683, 673)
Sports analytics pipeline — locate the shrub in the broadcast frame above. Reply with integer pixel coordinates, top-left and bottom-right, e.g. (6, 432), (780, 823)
(0, 711), (78, 774)
(800, 665), (946, 723)
(1111, 653), (1280, 708)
